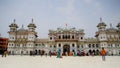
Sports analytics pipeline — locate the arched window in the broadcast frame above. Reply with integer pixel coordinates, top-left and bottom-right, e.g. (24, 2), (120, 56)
(50, 37), (52, 40)
(72, 44), (75, 47)
(59, 44), (61, 47)
(62, 35), (65, 39)
(65, 35), (67, 39)
(77, 45), (79, 48)
(81, 37), (83, 39)
(72, 35), (74, 39)
(96, 44), (99, 48)
(35, 44), (37, 46)
(88, 44), (91, 48)
(72, 50), (75, 52)
(50, 45), (52, 48)
(54, 45), (56, 48)
(59, 35), (61, 39)
(92, 44), (95, 48)
(68, 35), (70, 39)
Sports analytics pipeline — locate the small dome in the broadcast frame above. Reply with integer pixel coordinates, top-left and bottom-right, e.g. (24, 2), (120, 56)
(17, 28), (28, 34)
(17, 25), (28, 34)
(28, 23), (36, 28)
(97, 18), (106, 27)
(18, 29), (26, 32)
(97, 22), (106, 27)
(9, 19), (18, 28)
(27, 19), (36, 28)
(106, 28), (117, 31)
(9, 23), (18, 28)
(106, 23), (117, 32)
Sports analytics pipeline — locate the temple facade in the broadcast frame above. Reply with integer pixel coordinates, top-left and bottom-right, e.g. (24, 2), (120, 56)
(8, 19), (37, 55)
(7, 18), (120, 56)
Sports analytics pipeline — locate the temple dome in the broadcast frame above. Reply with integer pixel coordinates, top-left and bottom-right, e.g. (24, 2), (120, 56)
(17, 25), (28, 34)
(106, 24), (117, 32)
(97, 18), (106, 27)
(97, 22), (106, 27)
(9, 19), (18, 28)
(28, 23), (36, 28)
(27, 19), (36, 28)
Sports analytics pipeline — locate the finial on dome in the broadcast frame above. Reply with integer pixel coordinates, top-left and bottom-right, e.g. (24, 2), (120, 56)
(100, 17), (102, 23)
(22, 24), (24, 29)
(66, 23), (67, 27)
(13, 19), (16, 23)
(31, 18), (33, 23)
(110, 23), (112, 28)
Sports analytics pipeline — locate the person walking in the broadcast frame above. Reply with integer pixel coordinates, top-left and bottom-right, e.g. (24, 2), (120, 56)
(56, 49), (60, 58)
(49, 50), (52, 57)
(2, 50), (8, 57)
(4, 50), (8, 57)
(40, 50), (43, 57)
(100, 47), (106, 61)
(1, 49), (4, 57)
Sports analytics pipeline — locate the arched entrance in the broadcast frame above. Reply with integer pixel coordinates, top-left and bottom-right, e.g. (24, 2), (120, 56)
(63, 44), (70, 55)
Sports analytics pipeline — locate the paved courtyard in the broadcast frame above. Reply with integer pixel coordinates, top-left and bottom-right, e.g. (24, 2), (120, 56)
(0, 56), (120, 68)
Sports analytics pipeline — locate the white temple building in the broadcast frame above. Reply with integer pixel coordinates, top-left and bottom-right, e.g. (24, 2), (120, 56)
(7, 18), (120, 56)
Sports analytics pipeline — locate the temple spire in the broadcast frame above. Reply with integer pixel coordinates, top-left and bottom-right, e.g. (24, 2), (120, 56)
(31, 18), (33, 23)
(66, 23), (67, 27)
(65, 23), (68, 29)
(22, 24), (24, 29)
(100, 17), (102, 23)
(110, 23), (112, 28)
(13, 19), (16, 23)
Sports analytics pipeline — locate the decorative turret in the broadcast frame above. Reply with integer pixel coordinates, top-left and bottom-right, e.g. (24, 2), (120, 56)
(116, 23), (120, 30)
(27, 18), (36, 31)
(96, 18), (107, 48)
(9, 19), (18, 31)
(97, 18), (106, 31)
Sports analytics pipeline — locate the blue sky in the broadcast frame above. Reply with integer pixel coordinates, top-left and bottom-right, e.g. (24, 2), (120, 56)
(0, 0), (120, 38)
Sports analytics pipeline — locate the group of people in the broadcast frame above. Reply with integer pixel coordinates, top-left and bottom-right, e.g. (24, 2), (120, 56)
(1, 48), (106, 61)
(56, 47), (106, 61)
(30, 50), (52, 57)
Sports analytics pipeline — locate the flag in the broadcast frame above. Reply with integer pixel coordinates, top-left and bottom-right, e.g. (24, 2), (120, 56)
(66, 23), (67, 27)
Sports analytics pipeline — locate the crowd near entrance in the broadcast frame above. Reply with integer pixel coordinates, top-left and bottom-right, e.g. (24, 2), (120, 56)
(6, 48), (120, 56)
(87, 49), (100, 56)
